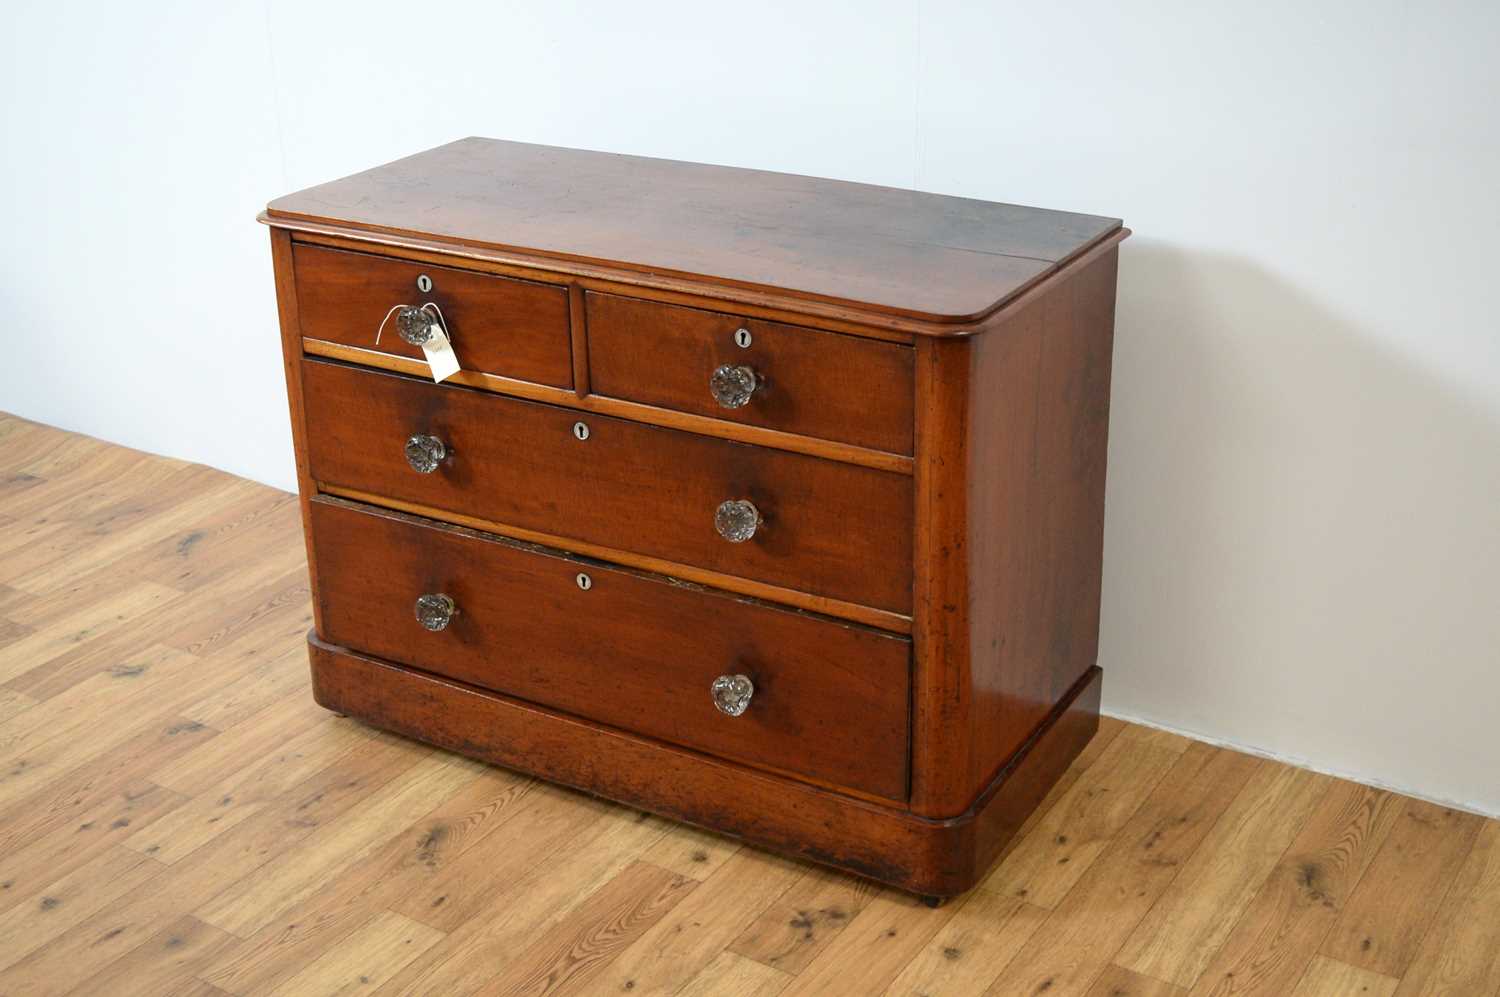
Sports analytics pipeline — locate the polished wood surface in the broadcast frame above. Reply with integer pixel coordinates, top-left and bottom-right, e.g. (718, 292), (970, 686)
(300, 358), (915, 614)
(300, 339), (916, 475)
(3, 417), (1497, 994)
(911, 244), (1120, 818)
(267, 137), (1122, 323)
(585, 291), (915, 454)
(288, 227), (923, 346)
(314, 483), (912, 634)
(309, 497), (912, 801)
(270, 227), (325, 635)
(292, 243), (573, 389)
(271, 144), (1123, 905)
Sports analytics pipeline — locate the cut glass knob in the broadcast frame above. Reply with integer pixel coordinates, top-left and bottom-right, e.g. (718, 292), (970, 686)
(396, 305), (439, 346)
(711, 674), (755, 716)
(709, 364), (759, 409)
(404, 434), (446, 474)
(414, 593), (457, 632)
(714, 499), (762, 543)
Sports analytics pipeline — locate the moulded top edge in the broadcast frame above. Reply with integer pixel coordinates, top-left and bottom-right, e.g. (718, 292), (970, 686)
(264, 137), (1124, 328)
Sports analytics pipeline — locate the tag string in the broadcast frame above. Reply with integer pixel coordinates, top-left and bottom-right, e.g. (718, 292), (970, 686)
(373, 305), (402, 346)
(421, 302), (449, 339)
(374, 302), (450, 347)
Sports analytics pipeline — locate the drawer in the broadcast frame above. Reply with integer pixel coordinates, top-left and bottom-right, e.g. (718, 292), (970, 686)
(293, 244), (573, 388)
(301, 359), (913, 614)
(585, 292), (914, 455)
(309, 497), (911, 800)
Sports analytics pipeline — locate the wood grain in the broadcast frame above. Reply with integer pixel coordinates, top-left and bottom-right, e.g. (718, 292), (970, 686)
(581, 850), (805, 996)
(1088, 966), (1188, 997)
(265, 910), (444, 996)
(287, 226), (918, 346)
(981, 727), (1187, 906)
(883, 890), (1047, 995)
(0, 846), (163, 970)
(1, 414), (1494, 996)
(728, 867), (881, 976)
(300, 358), (914, 614)
(314, 482), (911, 633)
(193, 752), (483, 937)
(371, 802), (668, 994)
(780, 893), (951, 995)
(677, 951), (793, 997)
(1392, 819), (1500, 995)
(292, 242), (573, 389)
(473, 860), (697, 996)
(272, 218), (1129, 343)
(1292, 956), (1399, 997)
(70, 913), (237, 997)
(1188, 781), (1403, 996)
(199, 772), (545, 994)
(986, 742), (1261, 997)
(585, 290), (915, 454)
(910, 245), (1119, 818)
(308, 635), (1101, 897)
(266, 137), (1121, 324)
(1319, 799), (1485, 978)
(309, 497), (911, 800)
(270, 225), (326, 637)
(1115, 765), (1330, 989)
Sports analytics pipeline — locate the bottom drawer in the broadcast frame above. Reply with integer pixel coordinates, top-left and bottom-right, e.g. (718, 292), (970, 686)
(308, 497), (911, 801)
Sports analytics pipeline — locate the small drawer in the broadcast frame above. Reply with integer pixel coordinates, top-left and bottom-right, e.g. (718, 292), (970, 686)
(309, 497), (911, 800)
(300, 359), (914, 615)
(293, 244), (573, 388)
(585, 292), (914, 455)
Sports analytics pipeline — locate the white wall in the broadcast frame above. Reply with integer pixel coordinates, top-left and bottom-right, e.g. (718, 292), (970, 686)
(3, 1), (1496, 815)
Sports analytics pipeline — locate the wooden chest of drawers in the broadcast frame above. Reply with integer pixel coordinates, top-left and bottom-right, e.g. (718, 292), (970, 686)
(261, 138), (1127, 900)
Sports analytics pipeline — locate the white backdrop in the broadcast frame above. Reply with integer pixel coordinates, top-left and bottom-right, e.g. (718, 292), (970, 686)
(3, 1), (1497, 815)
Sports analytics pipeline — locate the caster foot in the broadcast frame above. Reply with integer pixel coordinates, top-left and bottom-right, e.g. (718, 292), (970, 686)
(920, 894), (948, 909)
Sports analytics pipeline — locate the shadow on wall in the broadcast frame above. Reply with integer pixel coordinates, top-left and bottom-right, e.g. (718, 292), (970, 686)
(1099, 238), (1500, 812)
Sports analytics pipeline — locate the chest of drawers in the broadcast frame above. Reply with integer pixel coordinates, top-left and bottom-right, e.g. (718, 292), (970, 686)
(261, 138), (1127, 900)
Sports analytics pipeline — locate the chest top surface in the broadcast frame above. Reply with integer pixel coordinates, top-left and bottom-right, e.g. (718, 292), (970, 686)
(266, 137), (1121, 325)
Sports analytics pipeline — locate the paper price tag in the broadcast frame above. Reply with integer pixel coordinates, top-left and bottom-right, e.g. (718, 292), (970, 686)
(421, 328), (461, 383)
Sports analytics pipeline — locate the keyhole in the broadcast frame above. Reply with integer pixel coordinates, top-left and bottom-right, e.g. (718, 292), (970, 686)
(576, 573), (592, 591)
(734, 328), (752, 349)
(572, 421), (590, 441)
(416, 274), (433, 293)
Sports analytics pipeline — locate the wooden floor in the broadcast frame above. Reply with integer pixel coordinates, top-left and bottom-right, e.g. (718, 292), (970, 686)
(0, 413), (1495, 997)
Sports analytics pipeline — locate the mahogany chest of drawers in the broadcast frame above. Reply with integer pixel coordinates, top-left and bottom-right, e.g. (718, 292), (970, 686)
(261, 138), (1127, 900)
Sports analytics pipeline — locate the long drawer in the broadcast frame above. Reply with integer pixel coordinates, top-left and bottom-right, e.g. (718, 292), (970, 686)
(300, 359), (914, 614)
(308, 497), (911, 800)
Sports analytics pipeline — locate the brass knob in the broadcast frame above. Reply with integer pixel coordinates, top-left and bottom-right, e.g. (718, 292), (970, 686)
(405, 434), (446, 474)
(714, 499), (762, 543)
(709, 364), (759, 409)
(711, 674), (754, 716)
(414, 593), (457, 632)
(396, 305), (439, 346)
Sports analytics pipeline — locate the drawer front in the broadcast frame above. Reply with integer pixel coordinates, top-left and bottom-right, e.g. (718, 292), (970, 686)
(586, 292), (914, 455)
(309, 498), (911, 800)
(301, 359), (914, 614)
(293, 244), (573, 388)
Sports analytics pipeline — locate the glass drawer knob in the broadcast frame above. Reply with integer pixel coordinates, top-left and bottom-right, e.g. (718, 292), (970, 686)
(414, 593), (457, 632)
(405, 434), (446, 474)
(396, 305), (439, 346)
(709, 364), (760, 409)
(714, 499), (762, 543)
(711, 674), (754, 716)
